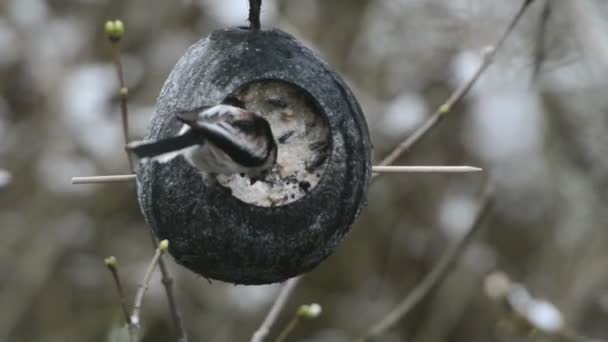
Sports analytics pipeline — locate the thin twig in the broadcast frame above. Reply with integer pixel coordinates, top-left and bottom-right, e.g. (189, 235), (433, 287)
(130, 240), (169, 342)
(105, 20), (187, 341)
(251, 277), (302, 342)
(274, 303), (322, 342)
(533, 0), (551, 80)
(248, 0), (262, 30)
(274, 315), (299, 342)
(107, 28), (133, 171)
(356, 183), (494, 342)
(355, 3), (534, 333)
(149, 231), (188, 342)
(104, 256), (131, 325)
(373, 0), (536, 181)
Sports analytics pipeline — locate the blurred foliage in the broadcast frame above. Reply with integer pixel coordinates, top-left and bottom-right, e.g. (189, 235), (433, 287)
(1, 0), (608, 341)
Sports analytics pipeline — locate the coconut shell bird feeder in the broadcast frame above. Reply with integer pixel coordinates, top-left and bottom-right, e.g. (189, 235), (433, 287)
(136, 27), (372, 284)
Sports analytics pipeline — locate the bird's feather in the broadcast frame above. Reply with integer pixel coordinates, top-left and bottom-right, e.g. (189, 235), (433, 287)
(127, 129), (205, 159)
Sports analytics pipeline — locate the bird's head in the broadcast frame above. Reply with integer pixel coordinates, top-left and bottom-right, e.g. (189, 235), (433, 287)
(176, 105), (278, 179)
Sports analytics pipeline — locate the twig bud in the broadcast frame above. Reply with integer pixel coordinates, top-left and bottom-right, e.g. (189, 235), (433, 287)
(439, 104), (451, 115)
(104, 256), (118, 269)
(159, 239), (170, 251)
(105, 20), (125, 42)
(297, 303), (322, 319)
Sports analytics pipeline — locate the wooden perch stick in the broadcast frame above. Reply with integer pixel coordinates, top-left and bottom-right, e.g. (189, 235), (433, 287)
(71, 166), (482, 184)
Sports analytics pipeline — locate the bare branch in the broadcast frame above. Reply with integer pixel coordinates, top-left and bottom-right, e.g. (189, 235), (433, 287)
(105, 19), (134, 171)
(106, 19), (187, 338)
(274, 316), (299, 342)
(104, 256), (131, 325)
(250, 277), (302, 342)
(149, 232), (188, 342)
(373, 0), (536, 180)
(275, 304), (322, 342)
(533, 0), (551, 80)
(356, 183), (494, 342)
(129, 240), (169, 342)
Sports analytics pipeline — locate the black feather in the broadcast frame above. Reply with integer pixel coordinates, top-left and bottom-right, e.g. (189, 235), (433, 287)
(127, 130), (205, 159)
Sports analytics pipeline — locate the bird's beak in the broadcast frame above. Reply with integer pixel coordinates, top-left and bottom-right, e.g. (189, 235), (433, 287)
(175, 110), (199, 125)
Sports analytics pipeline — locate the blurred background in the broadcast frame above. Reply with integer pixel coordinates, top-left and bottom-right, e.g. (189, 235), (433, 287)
(2, 0), (608, 341)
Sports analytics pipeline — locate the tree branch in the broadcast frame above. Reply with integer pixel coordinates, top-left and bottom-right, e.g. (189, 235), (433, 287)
(105, 20), (134, 171)
(532, 0), (551, 80)
(250, 277), (301, 342)
(356, 182), (494, 341)
(373, 0), (536, 181)
(129, 240), (169, 342)
(105, 19), (187, 341)
(104, 256), (131, 325)
(275, 303), (322, 342)
(151, 232), (188, 342)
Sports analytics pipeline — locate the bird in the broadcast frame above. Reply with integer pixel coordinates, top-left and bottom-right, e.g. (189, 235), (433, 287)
(127, 104), (278, 183)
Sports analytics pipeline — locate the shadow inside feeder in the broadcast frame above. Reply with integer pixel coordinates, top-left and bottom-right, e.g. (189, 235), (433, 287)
(216, 80), (331, 207)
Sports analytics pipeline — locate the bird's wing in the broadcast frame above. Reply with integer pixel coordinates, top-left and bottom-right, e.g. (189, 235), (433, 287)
(176, 107), (242, 141)
(126, 129), (204, 159)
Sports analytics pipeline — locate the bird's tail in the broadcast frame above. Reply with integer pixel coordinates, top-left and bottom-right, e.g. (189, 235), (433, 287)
(126, 130), (204, 159)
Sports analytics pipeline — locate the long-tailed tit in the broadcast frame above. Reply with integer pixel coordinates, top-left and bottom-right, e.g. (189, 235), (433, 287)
(127, 104), (277, 182)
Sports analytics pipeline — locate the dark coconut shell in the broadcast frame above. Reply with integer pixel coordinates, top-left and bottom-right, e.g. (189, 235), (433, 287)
(136, 27), (372, 284)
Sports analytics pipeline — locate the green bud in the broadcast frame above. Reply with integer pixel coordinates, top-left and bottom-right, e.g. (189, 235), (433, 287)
(114, 20), (125, 36)
(297, 303), (322, 319)
(105, 19), (125, 42)
(104, 21), (114, 36)
(120, 87), (129, 97)
(159, 239), (169, 251)
(105, 256), (118, 269)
